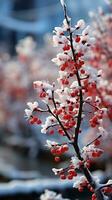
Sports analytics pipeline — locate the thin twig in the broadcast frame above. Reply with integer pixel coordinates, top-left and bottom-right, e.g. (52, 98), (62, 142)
(86, 135), (102, 147)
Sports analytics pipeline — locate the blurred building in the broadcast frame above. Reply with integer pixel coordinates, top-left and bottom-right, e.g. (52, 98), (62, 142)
(0, 0), (106, 53)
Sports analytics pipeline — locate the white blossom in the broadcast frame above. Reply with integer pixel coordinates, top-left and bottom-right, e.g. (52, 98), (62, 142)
(63, 18), (71, 30)
(54, 27), (64, 35)
(27, 101), (38, 111)
(81, 35), (89, 44)
(82, 25), (90, 35)
(53, 35), (68, 47)
(25, 101), (38, 119)
(75, 19), (85, 29)
(41, 116), (56, 134)
(33, 81), (43, 88)
(24, 109), (32, 119)
(33, 81), (53, 90)
(53, 35), (60, 47)
(52, 53), (70, 66)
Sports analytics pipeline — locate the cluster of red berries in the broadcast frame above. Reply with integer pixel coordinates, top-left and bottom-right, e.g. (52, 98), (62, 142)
(89, 111), (104, 128)
(59, 165), (77, 180)
(53, 108), (77, 131)
(83, 80), (96, 96)
(50, 144), (69, 162)
(102, 186), (112, 195)
(29, 116), (42, 125)
(91, 149), (103, 158)
(94, 139), (100, 146)
(78, 181), (94, 193)
(60, 52), (84, 78)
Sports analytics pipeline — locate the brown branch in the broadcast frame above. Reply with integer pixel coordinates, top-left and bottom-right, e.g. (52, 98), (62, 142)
(62, 4), (105, 200)
(47, 104), (71, 140)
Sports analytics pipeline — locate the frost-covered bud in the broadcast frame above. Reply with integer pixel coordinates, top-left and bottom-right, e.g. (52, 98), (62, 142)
(33, 81), (43, 88)
(71, 156), (80, 169)
(85, 96), (92, 102)
(75, 19), (85, 29)
(82, 25), (90, 35)
(63, 18), (71, 30)
(60, 0), (65, 7)
(73, 176), (86, 188)
(52, 168), (63, 175)
(46, 140), (58, 148)
(27, 102), (38, 111)
(83, 145), (103, 159)
(81, 35), (89, 44)
(33, 81), (53, 90)
(54, 27), (64, 35)
(25, 101), (39, 119)
(52, 53), (70, 66)
(24, 109), (32, 119)
(41, 116), (56, 134)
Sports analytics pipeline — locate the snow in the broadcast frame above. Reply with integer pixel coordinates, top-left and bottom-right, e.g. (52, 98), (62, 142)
(0, 179), (72, 196)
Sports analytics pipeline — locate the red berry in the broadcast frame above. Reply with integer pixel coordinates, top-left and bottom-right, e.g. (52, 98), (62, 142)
(50, 148), (56, 154)
(62, 145), (69, 152)
(37, 119), (42, 124)
(63, 45), (70, 51)
(92, 194), (97, 200)
(54, 156), (60, 162)
(39, 91), (46, 98)
(29, 118), (35, 124)
(56, 148), (62, 155)
(58, 129), (65, 136)
(94, 139), (100, 146)
(60, 174), (66, 180)
(67, 175), (73, 180)
(49, 129), (54, 135)
(78, 186), (83, 192)
(75, 36), (81, 43)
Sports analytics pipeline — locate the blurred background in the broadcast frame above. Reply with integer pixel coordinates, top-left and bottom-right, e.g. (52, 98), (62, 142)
(0, 0), (106, 53)
(0, 0), (111, 200)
